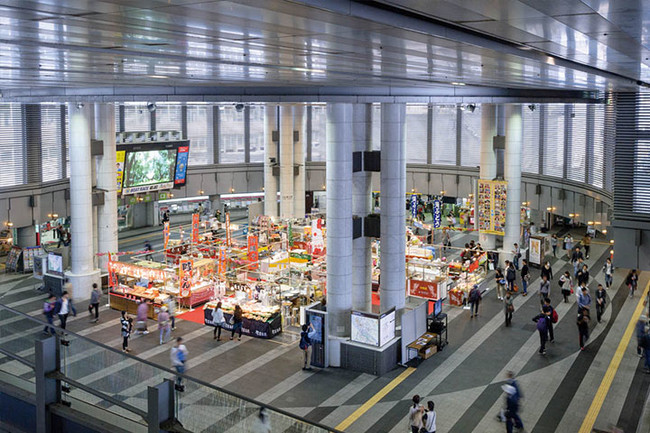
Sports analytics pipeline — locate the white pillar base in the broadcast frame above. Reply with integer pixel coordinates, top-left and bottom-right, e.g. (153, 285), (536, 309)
(327, 335), (348, 367)
(66, 270), (101, 301)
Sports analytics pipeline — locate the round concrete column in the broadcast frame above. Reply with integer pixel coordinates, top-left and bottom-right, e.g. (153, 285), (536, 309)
(326, 103), (353, 348)
(67, 103), (100, 300)
(504, 105), (523, 260)
(380, 103), (406, 315)
(95, 103), (118, 273)
(293, 104), (306, 218)
(264, 104), (278, 217)
(279, 105), (294, 219)
(352, 103), (373, 312)
(478, 104), (497, 250)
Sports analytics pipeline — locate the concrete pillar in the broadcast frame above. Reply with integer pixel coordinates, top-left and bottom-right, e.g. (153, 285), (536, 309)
(504, 105), (523, 260)
(478, 104), (497, 250)
(326, 103), (353, 351)
(279, 105), (294, 219)
(95, 103), (118, 273)
(264, 104), (278, 217)
(352, 103), (373, 312)
(293, 104), (306, 218)
(67, 103), (100, 300)
(380, 103), (406, 316)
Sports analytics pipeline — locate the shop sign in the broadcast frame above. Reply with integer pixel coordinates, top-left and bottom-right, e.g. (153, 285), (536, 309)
(191, 213), (200, 244)
(163, 222), (170, 250)
(225, 212), (231, 246)
(218, 245), (227, 275)
(433, 200), (442, 228)
(410, 194), (418, 219)
(179, 259), (193, 297)
(128, 197), (138, 205)
(158, 192), (168, 200)
(143, 195), (152, 203)
(311, 218), (324, 256)
(108, 261), (167, 282)
(247, 235), (259, 270)
(529, 237), (542, 266)
(116, 150), (125, 194)
(408, 279), (440, 300)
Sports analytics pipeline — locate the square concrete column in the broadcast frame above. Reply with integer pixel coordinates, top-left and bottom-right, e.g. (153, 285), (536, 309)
(279, 105), (294, 219)
(504, 105), (523, 258)
(264, 104), (278, 217)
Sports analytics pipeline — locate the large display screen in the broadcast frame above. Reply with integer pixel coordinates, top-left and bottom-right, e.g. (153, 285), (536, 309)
(123, 149), (177, 188)
(351, 311), (380, 347)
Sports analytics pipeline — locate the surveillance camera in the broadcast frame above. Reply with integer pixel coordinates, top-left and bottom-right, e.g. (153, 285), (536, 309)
(466, 104), (476, 113)
(235, 103), (244, 112)
(76, 103), (84, 109)
(147, 102), (156, 112)
(528, 104), (536, 112)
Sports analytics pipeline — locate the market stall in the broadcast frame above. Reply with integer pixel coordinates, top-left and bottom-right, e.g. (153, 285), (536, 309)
(203, 298), (282, 339)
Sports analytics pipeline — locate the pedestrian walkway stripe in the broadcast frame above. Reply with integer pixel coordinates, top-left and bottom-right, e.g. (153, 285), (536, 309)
(335, 367), (415, 431)
(578, 279), (650, 433)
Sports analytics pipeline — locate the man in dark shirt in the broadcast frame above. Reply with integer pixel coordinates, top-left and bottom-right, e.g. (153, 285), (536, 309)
(595, 284), (607, 323)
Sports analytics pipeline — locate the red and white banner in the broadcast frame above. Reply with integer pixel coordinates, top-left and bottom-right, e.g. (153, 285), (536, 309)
(191, 213), (200, 244)
(163, 221), (170, 250)
(225, 212), (232, 247)
(218, 245), (227, 275)
(408, 279), (441, 300)
(179, 259), (193, 298)
(247, 235), (259, 270)
(108, 254), (117, 288)
(311, 218), (324, 256)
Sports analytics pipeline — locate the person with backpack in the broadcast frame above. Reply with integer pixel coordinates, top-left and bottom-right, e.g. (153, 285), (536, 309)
(543, 298), (557, 343)
(533, 312), (548, 355)
(595, 284), (607, 323)
(559, 271), (573, 303)
(520, 259), (530, 296)
(468, 284), (481, 318)
(171, 337), (188, 391)
(421, 400), (436, 433)
(42, 295), (57, 335)
(577, 312), (590, 351)
(603, 258), (614, 289)
(299, 323), (314, 370)
(409, 395), (424, 433)
(505, 261), (516, 293)
(55, 291), (77, 330)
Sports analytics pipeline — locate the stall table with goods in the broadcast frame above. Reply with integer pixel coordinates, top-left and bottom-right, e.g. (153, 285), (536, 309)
(407, 258), (450, 301)
(446, 252), (487, 306)
(203, 298), (282, 339)
(108, 261), (170, 319)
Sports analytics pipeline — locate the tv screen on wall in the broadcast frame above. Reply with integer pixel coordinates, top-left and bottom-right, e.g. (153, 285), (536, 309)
(122, 149), (177, 194)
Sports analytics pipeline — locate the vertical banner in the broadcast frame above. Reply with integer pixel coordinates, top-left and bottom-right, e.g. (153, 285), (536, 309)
(225, 212), (231, 247)
(108, 254), (117, 288)
(218, 245), (227, 275)
(163, 222), (170, 250)
(477, 180), (508, 235)
(288, 222), (294, 247)
(191, 213), (200, 244)
(311, 218), (324, 256)
(433, 199), (442, 228)
(179, 259), (193, 298)
(248, 235), (259, 270)
(116, 151), (125, 194)
(410, 194), (418, 219)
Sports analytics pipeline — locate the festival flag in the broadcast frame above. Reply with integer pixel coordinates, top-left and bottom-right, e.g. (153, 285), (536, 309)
(247, 235), (259, 270)
(191, 212), (200, 244)
(163, 221), (170, 250)
(179, 259), (193, 298)
(225, 212), (231, 246)
(218, 245), (227, 275)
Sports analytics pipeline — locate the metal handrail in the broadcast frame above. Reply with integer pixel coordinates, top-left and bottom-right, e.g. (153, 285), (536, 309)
(0, 346), (34, 369)
(0, 303), (341, 432)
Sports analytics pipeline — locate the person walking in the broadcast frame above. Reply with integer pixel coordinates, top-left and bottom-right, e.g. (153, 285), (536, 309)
(55, 291), (76, 330)
(495, 267), (507, 300)
(637, 318), (648, 358)
(468, 284), (481, 318)
(502, 384), (524, 433)
(42, 295), (57, 335)
(512, 243), (521, 270)
(582, 234), (592, 259)
(409, 395), (424, 433)
(559, 271), (573, 303)
(171, 337), (188, 391)
(595, 284), (606, 323)
(211, 302), (225, 341)
(230, 304), (243, 341)
(421, 401), (437, 433)
(158, 306), (171, 345)
(442, 230), (451, 254)
(505, 261), (516, 293)
(626, 269), (638, 297)
(120, 311), (132, 353)
(167, 297), (177, 330)
(571, 247), (584, 276)
(534, 312), (548, 355)
(577, 264), (590, 287)
(135, 300), (149, 335)
(543, 297), (556, 343)
(541, 261), (553, 282)
(642, 328), (650, 374)
(578, 287), (592, 315)
(539, 275), (551, 303)
(564, 234), (573, 258)
(89, 283), (101, 323)
(603, 257), (614, 289)
(504, 291), (514, 327)
(144, 240), (154, 261)
(520, 259), (530, 296)
(299, 323), (314, 371)
(550, 234), (558, 257)
(577, 312), (590, 351)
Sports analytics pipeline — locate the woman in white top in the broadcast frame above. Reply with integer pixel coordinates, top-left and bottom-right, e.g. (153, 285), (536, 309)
(422, 400), (437, 433)
(409, 395), (424, 433)
(212, 301), (225, 341)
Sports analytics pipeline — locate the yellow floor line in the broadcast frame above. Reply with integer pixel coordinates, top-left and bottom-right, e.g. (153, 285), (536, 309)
(335, 366), (416, 431)
(578, 279), (650, 433)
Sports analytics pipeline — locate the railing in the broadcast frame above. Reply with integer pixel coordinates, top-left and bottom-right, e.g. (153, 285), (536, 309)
(0, 303), (339, 433)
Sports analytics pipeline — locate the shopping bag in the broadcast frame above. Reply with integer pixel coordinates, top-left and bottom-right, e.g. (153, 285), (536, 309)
(512, 284), (519, 293)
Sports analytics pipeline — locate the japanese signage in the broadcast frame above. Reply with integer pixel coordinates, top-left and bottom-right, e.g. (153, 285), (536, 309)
(408, 279), (441, 300)
(108, 261), (167, 282)
(433, 199), (442, 228)
(311, 218), (324, 256)
(179, 259), (193, 298)
(218, 245), (227, 275)
(163, 221), (170, 250)
(477, 180), (508, 235)
(174, 146), (189, 185)
(225, 212), (231, 247)
(116, 150), (125, 194)
(410, 194), (418, 219)
(191, 213), (200, 244)
(247, 235), (259, 270)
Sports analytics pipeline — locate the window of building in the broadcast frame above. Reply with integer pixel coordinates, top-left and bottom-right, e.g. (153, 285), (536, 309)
(543, 104), (565, 178)
(431, 105), (457, 165)
(460, 105), (481, 167)
(633, 139), (650, 213)
(406, 104), (429, 164)
(372, 103), (381, 150)
(591, 105), (605, 189)
(249, 105), (265, 163)
(311, 104), (326, 161)
(219, 105), (245, 164)
(186, 103), (213, 165)
(41, 104), (64, 182)
(522, 106), (540, 174)
(568, 104), (587, 182)
(0, 104), (24, 187)
(124, 102), (151, 131)
(155, 103), (182, 131)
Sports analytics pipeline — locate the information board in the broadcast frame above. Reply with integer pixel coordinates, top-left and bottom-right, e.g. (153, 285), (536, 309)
(477, 180), (508, 235)
(351, 311), (380, 347)
(379, 308), (396, 347)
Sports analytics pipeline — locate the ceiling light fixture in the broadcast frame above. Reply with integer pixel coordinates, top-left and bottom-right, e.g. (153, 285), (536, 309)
(451, 82), (466, 86)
